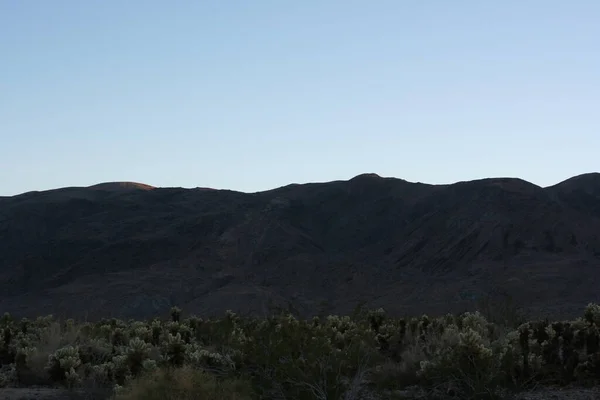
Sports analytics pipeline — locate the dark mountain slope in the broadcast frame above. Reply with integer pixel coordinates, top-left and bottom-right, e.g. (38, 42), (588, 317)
(1, 174), (599, 320)
(547, 173), (600, 219)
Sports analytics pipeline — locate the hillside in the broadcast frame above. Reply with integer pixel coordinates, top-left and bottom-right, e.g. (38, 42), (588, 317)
(1, 174), (600, 320)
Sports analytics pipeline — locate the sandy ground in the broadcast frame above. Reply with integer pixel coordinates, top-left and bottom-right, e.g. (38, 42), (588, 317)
(1, 388), (71, 400)
(510, 386), (600, 400)
(3, 385), (600, 400)
(0, 388), (94, 400)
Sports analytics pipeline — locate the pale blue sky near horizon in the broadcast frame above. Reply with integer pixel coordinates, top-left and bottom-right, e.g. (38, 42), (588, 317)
(1, 1), (599, 196)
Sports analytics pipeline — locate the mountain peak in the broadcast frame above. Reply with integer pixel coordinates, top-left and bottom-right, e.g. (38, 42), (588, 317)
(350, 173), (382, 180)
(88, 182), (156, 191)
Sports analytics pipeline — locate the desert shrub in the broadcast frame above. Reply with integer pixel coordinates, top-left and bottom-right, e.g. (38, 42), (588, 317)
(417, 319), (506, 399)
(226, 311), (378, 400)
(370, 311), (517, 399)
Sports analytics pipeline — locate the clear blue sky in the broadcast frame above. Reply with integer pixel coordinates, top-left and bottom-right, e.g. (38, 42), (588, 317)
(1, 1), (599, 196)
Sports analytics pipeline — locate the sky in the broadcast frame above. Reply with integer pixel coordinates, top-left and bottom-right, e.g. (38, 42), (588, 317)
(1, 1), (599, 196)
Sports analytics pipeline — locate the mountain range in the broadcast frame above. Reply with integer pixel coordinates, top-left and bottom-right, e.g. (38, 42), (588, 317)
(1, 173), (600, 320)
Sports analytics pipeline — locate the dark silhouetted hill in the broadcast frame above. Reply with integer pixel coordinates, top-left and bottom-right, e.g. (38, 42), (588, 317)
(1, 174), (600, 320)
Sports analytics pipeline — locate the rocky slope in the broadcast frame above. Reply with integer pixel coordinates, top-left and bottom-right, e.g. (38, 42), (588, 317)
(1, 174), (600, 320)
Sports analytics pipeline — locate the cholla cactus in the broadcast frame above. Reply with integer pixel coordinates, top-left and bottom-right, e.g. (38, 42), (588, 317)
(526, 353), (544, 372)
(150, 320), (162, 345)
(6, 299), (600, 394)
(584, 303), (600, 326)
(79, 338), (113, 365)
(99, 324), (113, 341)
(176, 324), (193, 343)
(0, 363), (17, 387)
(225, 310), (238, 322)
(185, 315), (203, 330)
(15, 346), (37, 374)
(367, 308), (386, 332)
(1, 313), (12, 325)
(459, 328), (493, 359)
(545, 324), (557, 341)
(16, 346), (36, 358)
(64, 319), (76, 331)
(46, 345), (81, 383)
(187, 348), (231, 371)
(64, 367), (81, 388)
(438, 324), (461, 349)
(586, 324), (600, 354)
(170, 306), (182, 323)
(34, 315), (54, 328)
(141, 359), (157, 372)
(162, 333), (186, 366)
(230, 326), (251, 345)
(460, 311), (489, 338)
(418, 315), (430, 338)
(125, 337), (151, 376)
(129, 321), (152, 342)
(111, 328), (128, 346)
(113, 383), (126, 396)
(89, 363), (111, 384)
(111, 354), (132, 385)
(127, 337), (150, 352)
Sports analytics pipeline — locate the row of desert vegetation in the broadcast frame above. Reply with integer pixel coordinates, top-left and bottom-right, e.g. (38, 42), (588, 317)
(2, 298), (600, 399)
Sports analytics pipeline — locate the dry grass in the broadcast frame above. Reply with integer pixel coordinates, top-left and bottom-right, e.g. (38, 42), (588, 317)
(18, 322), (83, 386)
(369, 325), (443, 391)
(114, 366), (252, 400)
